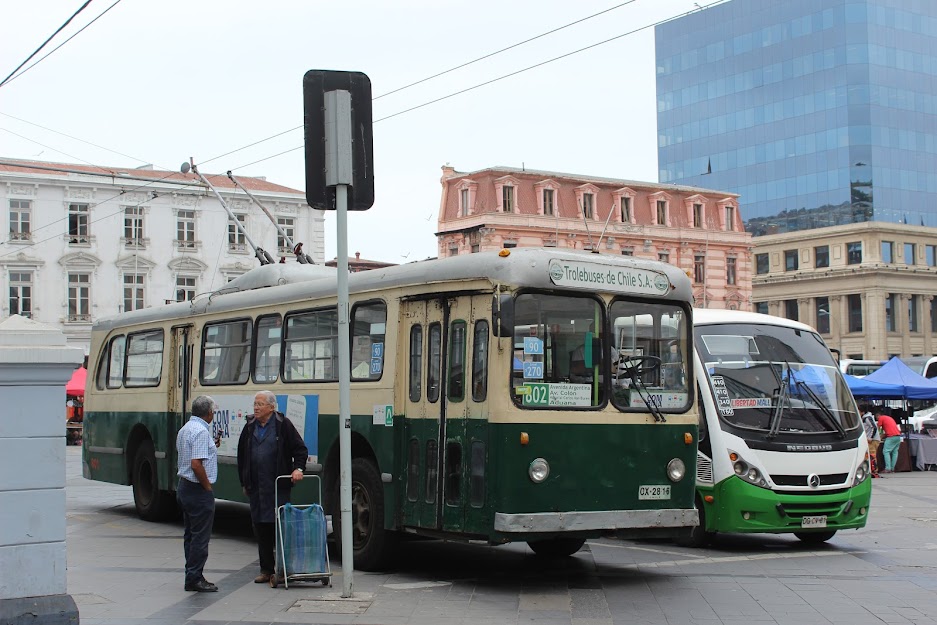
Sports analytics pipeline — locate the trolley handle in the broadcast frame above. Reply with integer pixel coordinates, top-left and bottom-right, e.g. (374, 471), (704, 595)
(274, 473), (324, 509)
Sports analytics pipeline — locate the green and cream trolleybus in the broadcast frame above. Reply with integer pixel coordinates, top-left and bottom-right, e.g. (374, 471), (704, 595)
(83, 248), (699, 569)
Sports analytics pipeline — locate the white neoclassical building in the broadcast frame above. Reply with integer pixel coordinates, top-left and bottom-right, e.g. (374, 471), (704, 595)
(0, 158), (324, 351)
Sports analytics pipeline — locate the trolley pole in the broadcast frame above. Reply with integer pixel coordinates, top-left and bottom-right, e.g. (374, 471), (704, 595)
(324, 89), (355, 597)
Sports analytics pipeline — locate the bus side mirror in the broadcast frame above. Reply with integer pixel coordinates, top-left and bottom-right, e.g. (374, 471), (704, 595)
(492, 294), (513, 337)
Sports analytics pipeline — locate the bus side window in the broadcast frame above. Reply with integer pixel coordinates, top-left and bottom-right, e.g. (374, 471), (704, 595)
(107, 335), (126, 389)
(200, 320), (251, 385)
(125, 330), (164, 387)
(283, 309), (338, 382)
(96, 334), (124, 390)
(253, 314), (281, 384)
(409, 325), (423, 402)
(351, 301), (387, 381)
(472, 320), (489, 402)
(448, 320), (466, 402)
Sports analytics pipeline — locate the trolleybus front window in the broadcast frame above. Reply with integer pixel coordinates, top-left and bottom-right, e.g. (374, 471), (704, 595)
(511, 293), (604, 409)
(697, 324), (859, 434)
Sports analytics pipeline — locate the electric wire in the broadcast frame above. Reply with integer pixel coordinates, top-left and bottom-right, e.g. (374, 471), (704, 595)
(0, 0), (95, 88)
(227, 0), (726, 173)
(0, 126), (118, 174)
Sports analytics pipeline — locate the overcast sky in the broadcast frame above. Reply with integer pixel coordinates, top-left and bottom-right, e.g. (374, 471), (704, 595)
(1, 0), (711, 263)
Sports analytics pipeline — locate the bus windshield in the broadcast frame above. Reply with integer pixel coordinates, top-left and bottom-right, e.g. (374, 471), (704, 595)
(696, 323), (859, 434)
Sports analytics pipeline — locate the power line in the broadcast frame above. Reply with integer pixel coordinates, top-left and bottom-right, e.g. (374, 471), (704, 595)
(372, 0), (640, 100)
(0, 0), (95, 88)
(1, 0), (124, 88)
(227, 0), (727, 173)
(0, 126), (118, 174)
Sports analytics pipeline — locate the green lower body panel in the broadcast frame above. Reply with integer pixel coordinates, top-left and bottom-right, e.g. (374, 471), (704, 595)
(700, 475), (872, 534)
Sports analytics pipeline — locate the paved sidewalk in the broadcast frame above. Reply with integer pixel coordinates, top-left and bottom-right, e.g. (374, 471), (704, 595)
(65, 447), (937, 624)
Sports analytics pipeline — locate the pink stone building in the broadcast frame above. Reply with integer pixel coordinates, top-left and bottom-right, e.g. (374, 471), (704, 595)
(436, 165), (753, 310)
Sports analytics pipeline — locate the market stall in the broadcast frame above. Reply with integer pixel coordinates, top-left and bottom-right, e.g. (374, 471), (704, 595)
(65, 366), (86, 445)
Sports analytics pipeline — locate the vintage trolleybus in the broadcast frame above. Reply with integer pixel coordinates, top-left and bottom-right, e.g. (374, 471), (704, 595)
(82, 248), (698, 569)
(685, 309), (871, 546)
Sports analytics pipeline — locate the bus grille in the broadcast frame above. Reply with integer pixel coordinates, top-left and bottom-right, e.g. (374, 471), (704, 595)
(697, 452), (713, 483)
(779, 498), (849, 519)
(771, 473), (849, 487)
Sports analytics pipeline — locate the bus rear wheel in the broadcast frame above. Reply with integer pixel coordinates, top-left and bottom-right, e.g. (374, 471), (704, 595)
(132, 439), (175, 521)
(794, 530), (836, 544)
(332, 458), (394, 571)
(527, 537), (586, 557)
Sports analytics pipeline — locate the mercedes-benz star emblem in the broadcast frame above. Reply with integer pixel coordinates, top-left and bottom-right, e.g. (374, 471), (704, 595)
(808, 473), (821, 488)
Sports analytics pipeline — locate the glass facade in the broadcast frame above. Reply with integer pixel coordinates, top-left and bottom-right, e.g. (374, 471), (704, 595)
(656, 0), (937, 234)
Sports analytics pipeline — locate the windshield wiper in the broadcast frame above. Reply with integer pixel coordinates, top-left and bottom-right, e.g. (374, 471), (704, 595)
(794, 377), (847, 439)
(766, 362), (789, 439)
(622, 357), (666, 423)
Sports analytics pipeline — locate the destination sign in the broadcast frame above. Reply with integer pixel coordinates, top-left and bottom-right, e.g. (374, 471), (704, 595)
(548, 259), (671, 296)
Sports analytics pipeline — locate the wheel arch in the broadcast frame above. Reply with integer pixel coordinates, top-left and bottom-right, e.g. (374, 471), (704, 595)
(126, 424), (153, 485)
(322, 432), (378, 513)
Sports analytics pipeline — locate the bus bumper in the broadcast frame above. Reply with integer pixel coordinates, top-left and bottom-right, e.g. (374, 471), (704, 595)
(494, 508), (698, 533)
(702, 476), (872, 534)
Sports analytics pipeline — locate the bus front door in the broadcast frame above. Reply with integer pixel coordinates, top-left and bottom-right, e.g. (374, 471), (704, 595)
(169, 325), (195, 467)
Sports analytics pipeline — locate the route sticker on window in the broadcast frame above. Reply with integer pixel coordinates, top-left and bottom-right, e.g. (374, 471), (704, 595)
(731, 398), (772, 409)
(524, 337), (544, 355)
(522, 383), (591, 407)
(522, 361), (544, 379)
(710, 375), (734, 416)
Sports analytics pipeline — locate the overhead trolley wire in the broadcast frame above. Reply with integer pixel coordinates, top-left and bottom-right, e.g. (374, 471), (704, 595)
(0, 0), (96, 88)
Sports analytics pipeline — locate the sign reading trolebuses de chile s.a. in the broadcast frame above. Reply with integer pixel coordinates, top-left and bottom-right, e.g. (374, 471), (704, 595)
(548, 259), (671, 296)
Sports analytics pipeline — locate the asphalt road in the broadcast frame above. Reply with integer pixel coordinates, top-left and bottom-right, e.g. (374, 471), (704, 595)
(65, 447), (937, 624)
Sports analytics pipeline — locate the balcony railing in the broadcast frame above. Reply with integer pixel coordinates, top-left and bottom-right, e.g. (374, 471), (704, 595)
(67, 313), (92, 323)
(9, 231), (31, 241)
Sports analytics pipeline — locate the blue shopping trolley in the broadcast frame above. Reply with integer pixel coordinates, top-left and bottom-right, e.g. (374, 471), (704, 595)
(269, 474), (331, 589)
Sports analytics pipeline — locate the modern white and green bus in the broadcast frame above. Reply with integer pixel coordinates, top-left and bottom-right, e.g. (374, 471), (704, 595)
(82, 248), (700, 569)
(685, 310), (871, 546)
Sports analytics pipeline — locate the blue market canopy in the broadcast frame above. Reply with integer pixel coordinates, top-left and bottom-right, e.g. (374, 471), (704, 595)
(842, 373), (905, 399)
(861, 357), (937, 399)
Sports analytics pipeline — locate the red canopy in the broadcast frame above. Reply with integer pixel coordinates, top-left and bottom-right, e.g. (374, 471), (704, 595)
(66, 366), (87, 397)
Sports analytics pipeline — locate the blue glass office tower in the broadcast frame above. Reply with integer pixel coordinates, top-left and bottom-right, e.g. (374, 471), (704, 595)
(656, 0), (937, 234)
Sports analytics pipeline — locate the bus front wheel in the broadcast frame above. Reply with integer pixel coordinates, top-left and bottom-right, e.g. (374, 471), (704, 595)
(332, 457), (394, 571)
(132, 439), (175, 521)
(676, 497), (712, 548)
(527, 537), (586, 557)
(794, 530), (836, 544)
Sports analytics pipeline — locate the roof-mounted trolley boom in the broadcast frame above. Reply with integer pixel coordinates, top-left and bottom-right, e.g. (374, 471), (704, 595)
(227, 170), (314, 264)
(181, 160), (275, 266)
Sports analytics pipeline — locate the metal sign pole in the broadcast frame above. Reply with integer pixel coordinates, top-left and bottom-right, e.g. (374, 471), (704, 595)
(324, 89), (354, 597)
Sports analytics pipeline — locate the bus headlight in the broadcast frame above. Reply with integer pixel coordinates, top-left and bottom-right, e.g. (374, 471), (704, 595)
(528, 458), (550, 483)
(666, 458), (686, 482)
(729, 450), (768, 488)
(854, 460), (870, 485)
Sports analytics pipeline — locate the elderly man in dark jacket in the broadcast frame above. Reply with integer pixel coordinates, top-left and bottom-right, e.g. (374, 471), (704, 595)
(236, 390), (308, 584)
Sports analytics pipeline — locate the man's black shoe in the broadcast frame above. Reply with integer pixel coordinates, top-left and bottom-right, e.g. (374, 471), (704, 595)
(185, 579), (218, 592)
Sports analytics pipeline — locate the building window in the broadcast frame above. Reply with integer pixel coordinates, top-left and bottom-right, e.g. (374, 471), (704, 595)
(693, 203), (703, 228)
(755, 302), (769, 315)
(847, 242), (862, 265)
(449, 246), (459, 256)
(927, 244), (936, 267)
(470, 244), (479, 253)
(848, 294), (863, 332)
(755, 253), (769, 274)
(621, 197), (631, 222)
(784, 250), (798, 271)
(725, 206), (735, 230)
(177, 210), (196, 249)
(658, 251), (670, 263)
(123, 274), (145, 312)
(277, 217), (295, 252)
(9, 200), (31, 241)
(621, 248), (634, 256)
(67, 272), (91, 322)
(124, 206), (145, 247)
(656, 200), (667, 225)
(68, 203), (90, 243)
(932, 299), (937, 333)
(582, 193), (594, 219)
(816, 297), (830, 334)
(502, 186), (514, 213)
(784, 299), (798, 321)
(910, 295), (920, 332)
(885, 294), (896, 332)
(815, 245), (829, 268)
(461, 189), (470, 217)
(176, 276), (197, 302)
(693, 254), (705, 283)
(726, 257), (737, 285)
(502, 242), (517, 249)
(228, 214), (247, 251)
(905, 242), (916, 265)
(543, 189), (554, 216)
(9, 271), (32, 318)
(882, 241), (894, 263)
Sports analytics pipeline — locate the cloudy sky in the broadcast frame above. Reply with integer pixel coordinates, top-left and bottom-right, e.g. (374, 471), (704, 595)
(1, 0), (713, 263)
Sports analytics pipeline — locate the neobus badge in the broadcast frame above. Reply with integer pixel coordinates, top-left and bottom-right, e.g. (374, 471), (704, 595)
(548, 259), (671, 296)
